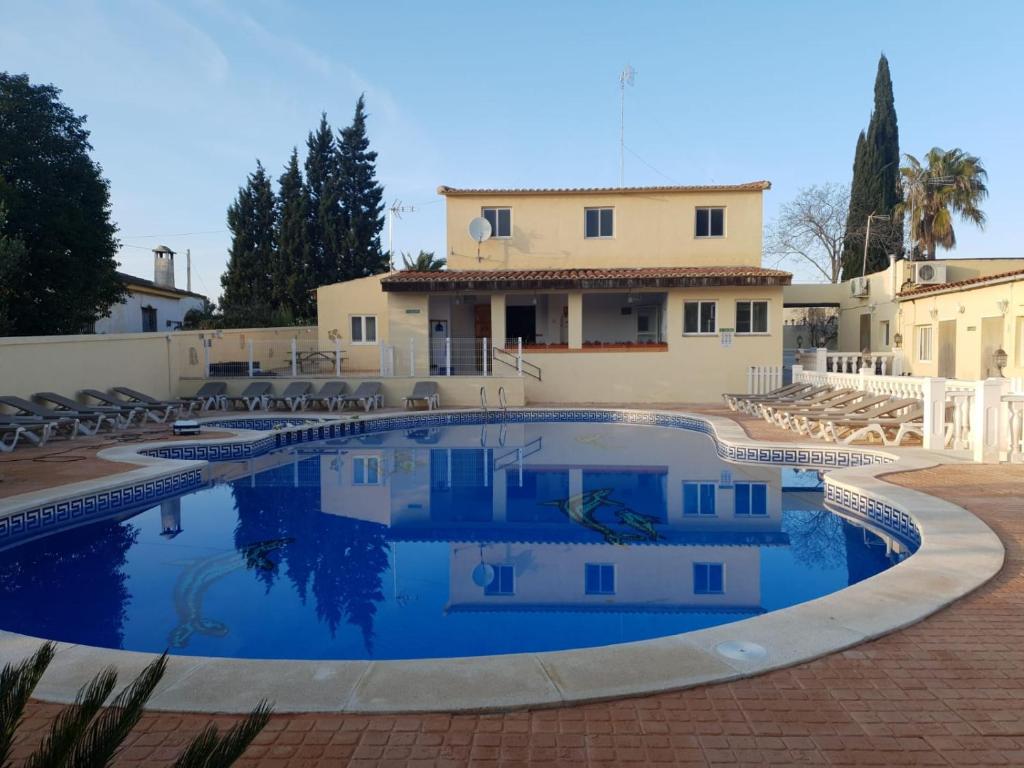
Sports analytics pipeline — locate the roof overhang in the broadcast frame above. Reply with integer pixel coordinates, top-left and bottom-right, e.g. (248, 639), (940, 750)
(382, 267), (792, 293)
(436, 181), (772, 196)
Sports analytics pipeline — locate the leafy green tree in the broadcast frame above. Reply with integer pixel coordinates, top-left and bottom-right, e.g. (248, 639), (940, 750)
(336, 95), (388, 281)
(0, 73), (125, 335)
(304, 113), (342, 287)
(274, 148), (315, 321)
(899, 148), (988, 261)
(841, 55), (903, 279)
(401, 250), (445, 271)
(0, 643), (270, 767)
(0, 204), (28, 335)
(221, 161), (277, 326)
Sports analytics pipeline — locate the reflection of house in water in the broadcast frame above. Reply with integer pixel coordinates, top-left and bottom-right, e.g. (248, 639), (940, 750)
(307, 423), (794, 617)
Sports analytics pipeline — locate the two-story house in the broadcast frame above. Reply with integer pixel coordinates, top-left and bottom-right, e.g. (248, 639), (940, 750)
(317, 182), (790, 402)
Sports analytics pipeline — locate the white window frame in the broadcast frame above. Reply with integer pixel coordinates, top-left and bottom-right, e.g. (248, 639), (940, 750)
(735, 300), (770, 335)
(352, 455), (382, 486)
(683, 300), (718, 335)
(485, 564), (516, 596)
(693, 562), (725, 595)
(350, 315), (378, 345)
(1016, 316), (1024, 366)
(916, 324), (933, 363)
(683, 481), (717, 516)
(584, 207), (614, 239)
(481, 206), (512, 239)
(695, 207), (726, 239)
(733, 482), (768, 516)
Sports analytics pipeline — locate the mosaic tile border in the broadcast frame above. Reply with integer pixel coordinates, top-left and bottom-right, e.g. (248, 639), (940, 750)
(0, 407), (913, 550)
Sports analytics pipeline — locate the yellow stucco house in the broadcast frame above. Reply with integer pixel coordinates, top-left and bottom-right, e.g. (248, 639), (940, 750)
(317, 181), (790, 403)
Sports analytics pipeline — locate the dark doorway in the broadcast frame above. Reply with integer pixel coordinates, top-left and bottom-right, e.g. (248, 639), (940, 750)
(506, 305), (536, 344)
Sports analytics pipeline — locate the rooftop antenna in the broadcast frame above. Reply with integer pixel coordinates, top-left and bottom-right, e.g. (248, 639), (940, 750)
(387, 200), (416, 270)
(619, 64), (636, 187)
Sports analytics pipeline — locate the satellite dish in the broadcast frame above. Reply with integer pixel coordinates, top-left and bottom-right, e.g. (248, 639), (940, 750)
(468, 217), (492, 244)
(472, 562), (496, 588)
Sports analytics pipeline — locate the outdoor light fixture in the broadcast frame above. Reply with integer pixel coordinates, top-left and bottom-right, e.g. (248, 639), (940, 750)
(893, 332), (903, 349)
(930, 308), (939, 320)
(998, 299), (1010, 315)
(796, 334), (804, 348)
(993, 348), (1008, 377)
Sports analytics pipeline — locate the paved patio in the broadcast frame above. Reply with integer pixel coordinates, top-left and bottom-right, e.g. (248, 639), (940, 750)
(5, 407), (1023, 766)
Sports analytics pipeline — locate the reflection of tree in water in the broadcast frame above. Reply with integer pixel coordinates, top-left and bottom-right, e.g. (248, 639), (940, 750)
(231, 459), (389, 653)
(782, 510), (847, 570)
(0, 519), (139, 648)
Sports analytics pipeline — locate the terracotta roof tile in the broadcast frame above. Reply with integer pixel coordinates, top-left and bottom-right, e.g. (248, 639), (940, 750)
(436, 181), (771, 196)
(898, 265), (1024, 298)
(382, 266), (791, 292)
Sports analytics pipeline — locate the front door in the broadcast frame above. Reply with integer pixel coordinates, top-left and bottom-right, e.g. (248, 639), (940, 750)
(981, 316), (1004, 377)
(859, 313), (871, 352)
(636, 305), (661, 343)
(474, 304), (491, 371)
(938, 320), (957, 379)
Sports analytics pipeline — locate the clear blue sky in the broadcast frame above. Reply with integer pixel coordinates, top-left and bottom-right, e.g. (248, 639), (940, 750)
(3, 0), (1022, 298)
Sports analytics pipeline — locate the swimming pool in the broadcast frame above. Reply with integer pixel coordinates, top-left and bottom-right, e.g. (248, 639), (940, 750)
(0, 419), (916, 661)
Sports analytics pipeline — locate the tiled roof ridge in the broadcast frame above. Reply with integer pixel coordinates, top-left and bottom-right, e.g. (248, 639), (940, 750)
(385, 265), (791, 281)
(898, 265), (1024, 297)
(437, 181), (772, 196)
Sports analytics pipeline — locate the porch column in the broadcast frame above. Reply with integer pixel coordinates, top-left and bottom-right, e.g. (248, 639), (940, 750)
(568, 291), (583, 350)
(490, 294), (506, 349)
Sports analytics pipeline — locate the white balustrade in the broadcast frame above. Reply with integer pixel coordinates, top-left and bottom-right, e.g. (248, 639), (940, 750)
(1005, 395), (1024, 464)
(746, 365), (783, 394)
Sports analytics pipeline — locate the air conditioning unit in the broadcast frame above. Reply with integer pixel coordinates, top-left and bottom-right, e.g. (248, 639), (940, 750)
(850, 277), (870, 298)
(913, 262), (948, 285)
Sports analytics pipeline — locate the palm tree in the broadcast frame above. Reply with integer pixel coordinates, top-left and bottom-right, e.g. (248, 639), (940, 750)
(400, 250), (446, 271)
(899, 147), (988, 260)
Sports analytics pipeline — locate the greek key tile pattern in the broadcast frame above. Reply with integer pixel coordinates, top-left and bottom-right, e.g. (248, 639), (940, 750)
(0, 409), (909, 550)
(0, 469), (204, 549)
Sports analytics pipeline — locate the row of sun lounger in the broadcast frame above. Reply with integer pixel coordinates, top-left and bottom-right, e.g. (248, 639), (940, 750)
(0, 381), (443, 452)
(723, 382), (931, 447)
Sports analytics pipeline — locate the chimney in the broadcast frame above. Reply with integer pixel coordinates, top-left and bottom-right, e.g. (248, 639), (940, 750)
(153, 245), (175, 288)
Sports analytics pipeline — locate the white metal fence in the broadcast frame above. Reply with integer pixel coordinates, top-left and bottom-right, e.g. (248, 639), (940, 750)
(746, 366), (783, 394)
(201, 335), (527, 379)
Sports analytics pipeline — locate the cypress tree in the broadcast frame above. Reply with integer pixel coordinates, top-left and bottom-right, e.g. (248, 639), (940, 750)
(841, 54), (903, 279)
(274, 148), (315, 321)
(336, 95), (388, 281)
(221, 161), (277, 326)
(304, 113), (342, 286)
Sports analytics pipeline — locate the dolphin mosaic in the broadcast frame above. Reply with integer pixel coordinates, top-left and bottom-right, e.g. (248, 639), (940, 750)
(615, 508), (663, 541)
(168, 537), (293, 649)
(542, 489), (663, 544)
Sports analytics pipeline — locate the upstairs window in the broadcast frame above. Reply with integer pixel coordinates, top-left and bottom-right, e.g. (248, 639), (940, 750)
(485, 564), (515, 596)
(736, 301), (769, 334)
(693, 563), (724, 595)
(585, 563), (616, 595)
(482, 207), (512, 238)
(585, 207), (614, 238)
(683, 301), (717, 334)
(695, 207), (725, 238)
(353, 456), (381, 485)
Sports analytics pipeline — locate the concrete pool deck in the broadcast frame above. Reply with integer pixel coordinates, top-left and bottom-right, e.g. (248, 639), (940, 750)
(2, 406), (1021, 764)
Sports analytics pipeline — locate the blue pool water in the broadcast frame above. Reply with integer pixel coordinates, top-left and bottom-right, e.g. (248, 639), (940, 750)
(0, 421), (915, 660)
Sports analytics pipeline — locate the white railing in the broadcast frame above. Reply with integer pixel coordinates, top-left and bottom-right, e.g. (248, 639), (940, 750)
(796, 348), (903, 376)
(793, 365), (1020, 462)
(747, 366), (783, 394)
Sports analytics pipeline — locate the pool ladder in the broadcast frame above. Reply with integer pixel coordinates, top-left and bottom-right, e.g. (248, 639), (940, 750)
(480, 386), (510, 422)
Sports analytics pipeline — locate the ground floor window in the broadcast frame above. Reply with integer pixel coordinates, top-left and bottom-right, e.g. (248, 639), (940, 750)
(880, 320), (890, 347)
(683, 482), (716, 516)
(141, 305), (157, 332)
(694, 562), (724, 595)
(734, 482), (767, 516)
(353, 456), (381, 485)
(683, 301), (717, 334)
(916, 324), (933, 362)
(736, 300), (769, 334)
(351, 315), (377, 344)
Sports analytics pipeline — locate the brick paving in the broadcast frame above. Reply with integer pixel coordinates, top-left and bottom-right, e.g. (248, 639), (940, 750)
(6, 410), (1023, 766)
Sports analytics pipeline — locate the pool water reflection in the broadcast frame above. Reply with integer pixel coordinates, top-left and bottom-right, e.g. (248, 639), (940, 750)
(0, 422), (914, 660)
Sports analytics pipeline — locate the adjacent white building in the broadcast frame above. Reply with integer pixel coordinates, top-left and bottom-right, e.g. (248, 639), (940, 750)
(94, 245), (207, 334)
